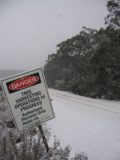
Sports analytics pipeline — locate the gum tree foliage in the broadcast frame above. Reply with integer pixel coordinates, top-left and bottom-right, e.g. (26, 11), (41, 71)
(105, 0), (120, 29)
(44, 0), (120, 100)
(44, 27), (97, 96)
(91, 28), (120, 99)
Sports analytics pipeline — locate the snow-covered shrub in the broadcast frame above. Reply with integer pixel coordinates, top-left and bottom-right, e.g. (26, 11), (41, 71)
(0, 129), (49, 160)
(71, 153), (88, 160)
(0, 131), (88, 160)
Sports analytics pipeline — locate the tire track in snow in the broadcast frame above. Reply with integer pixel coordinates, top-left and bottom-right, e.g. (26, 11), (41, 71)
(50, 90), (120, 115)
(51, 89), (120, 107)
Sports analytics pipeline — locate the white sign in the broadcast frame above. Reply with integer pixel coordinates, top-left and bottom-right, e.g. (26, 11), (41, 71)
(1, 68), (55, 132)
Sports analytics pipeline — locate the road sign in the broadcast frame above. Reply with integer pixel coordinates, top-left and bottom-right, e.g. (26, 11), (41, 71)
(1, 68), (55, 132)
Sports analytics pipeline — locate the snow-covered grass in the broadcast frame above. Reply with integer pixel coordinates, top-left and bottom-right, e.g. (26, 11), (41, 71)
(48, 89), (120, 160)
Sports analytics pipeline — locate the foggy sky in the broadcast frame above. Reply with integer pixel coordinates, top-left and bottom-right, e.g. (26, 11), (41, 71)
(0, 0), (107, 70)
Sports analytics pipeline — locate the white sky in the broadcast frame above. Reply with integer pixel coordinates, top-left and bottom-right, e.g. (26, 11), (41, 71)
(0, 0), (108, 70)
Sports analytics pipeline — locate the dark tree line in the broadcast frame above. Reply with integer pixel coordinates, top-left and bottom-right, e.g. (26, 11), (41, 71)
(44, 0), (120, 100)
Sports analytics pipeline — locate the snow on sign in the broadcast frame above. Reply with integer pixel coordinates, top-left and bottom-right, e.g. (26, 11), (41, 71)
(1, 68), (55, 132)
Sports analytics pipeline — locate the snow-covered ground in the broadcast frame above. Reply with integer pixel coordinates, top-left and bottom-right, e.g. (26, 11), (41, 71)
(48, 89), (120, 160)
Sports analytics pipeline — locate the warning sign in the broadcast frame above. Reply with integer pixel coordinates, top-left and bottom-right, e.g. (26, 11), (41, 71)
(1, 68), (55, 132)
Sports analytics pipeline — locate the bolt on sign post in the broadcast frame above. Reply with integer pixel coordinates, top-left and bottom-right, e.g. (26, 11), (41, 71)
(1, 68), (55, 152)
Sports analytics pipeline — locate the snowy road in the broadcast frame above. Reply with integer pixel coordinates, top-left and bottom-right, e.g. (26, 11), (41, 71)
(47, 89), (120, 160)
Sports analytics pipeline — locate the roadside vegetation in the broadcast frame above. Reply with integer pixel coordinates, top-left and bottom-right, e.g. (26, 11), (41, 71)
(44, 0), (120, 100)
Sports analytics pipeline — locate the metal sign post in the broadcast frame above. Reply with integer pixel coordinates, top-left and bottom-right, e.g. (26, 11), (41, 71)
(38, 125), (49, 152)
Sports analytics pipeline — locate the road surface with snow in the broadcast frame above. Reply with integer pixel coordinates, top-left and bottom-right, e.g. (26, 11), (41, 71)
(48, 89), (120, 160)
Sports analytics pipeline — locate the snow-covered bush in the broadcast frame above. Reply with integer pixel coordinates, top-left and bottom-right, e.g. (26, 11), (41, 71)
(0, 130), (88, 160)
